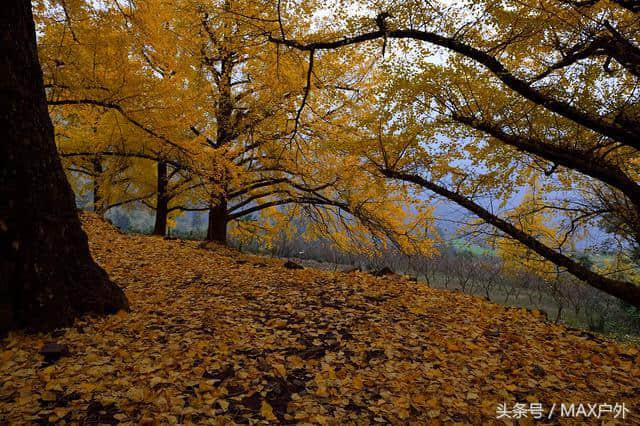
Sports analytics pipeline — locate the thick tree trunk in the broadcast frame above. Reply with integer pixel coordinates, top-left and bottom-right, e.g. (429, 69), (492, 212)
(207, 197), (228, 244)
(0, 0), (128, 334)
(152, 161), (168, 236)
(92, 157), (104, 215)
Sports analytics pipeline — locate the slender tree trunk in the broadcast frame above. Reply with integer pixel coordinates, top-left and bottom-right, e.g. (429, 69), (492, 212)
(0, 0), (128, 334)
(555, 304), (563, 324)
(207, 196), (228, 244)
(204, 56), (231, 245)
(92, 156), (104, 215)
(152, 161), (168, 236)
(199, 39), (235, 245)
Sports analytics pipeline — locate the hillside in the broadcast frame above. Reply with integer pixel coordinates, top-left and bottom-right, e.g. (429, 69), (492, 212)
(1, 214), (639, 424)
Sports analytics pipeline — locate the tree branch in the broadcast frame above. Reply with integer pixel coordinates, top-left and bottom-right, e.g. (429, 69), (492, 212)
(48, 99), (189, 154)
(269, 29), (640, 149)
(381, 167), (640, 306)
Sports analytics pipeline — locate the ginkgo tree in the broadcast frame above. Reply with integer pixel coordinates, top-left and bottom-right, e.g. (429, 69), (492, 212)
(33, 0), (640, 306)
(266, 0), (640, 306)
(36, 0), (436, 255)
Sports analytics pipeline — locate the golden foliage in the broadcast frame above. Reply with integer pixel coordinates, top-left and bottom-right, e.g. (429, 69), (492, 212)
(1, 215), (638, 423)
(35, 0), (437, 256)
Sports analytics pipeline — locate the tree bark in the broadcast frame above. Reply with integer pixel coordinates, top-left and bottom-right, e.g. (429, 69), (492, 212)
(0, 0), (128, 334)
(207, 197), (228, 244)
(152, 161), (168, 236)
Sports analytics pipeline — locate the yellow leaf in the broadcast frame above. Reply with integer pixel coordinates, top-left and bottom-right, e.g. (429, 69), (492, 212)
(397, 408), (410, 419)
(154, 396), (168, 409)
(409, 306), (426, 315)
(351, 375), (364, 390)
(273, 363), (286, 377)
(260, 400), (277, 421)
(53, 407), (69, 418)
(315, 385), (329, 397)
(525, 395), (538, 403)
(40, 391), (57, 401)
(150, 376), (164, 387)
(77, 383), (96, 394)
(45, 381), (63, 392)
(127, 387), (145, 401)
(446, 343), (461, 352)
(272, 319), (287, 328)
(42, 365), (56, 376)
(0, 350), (13, 362)
(287, 355), (304, 369)
(310, 414), (330, 425)
(199, 381), (215, 392)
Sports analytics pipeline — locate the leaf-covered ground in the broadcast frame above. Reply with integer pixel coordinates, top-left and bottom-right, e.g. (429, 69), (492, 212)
(1, 214), (639, 424)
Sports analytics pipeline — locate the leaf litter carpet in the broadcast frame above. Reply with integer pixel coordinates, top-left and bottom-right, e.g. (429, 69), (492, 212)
(1, 214), (639, 424)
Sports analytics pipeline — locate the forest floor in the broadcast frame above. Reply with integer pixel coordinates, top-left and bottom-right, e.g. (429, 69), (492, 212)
(1, 214), (639, 424)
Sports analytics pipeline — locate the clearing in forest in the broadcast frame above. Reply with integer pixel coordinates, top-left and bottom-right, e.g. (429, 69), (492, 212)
(1, 214), (639, 424)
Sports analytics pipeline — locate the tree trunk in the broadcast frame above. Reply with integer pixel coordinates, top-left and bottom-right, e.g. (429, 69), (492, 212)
(207, 197), (228, 244)
(152, 161), (168, 236)
(92, 156), (104, 215)
(0, 0), (128, 334)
